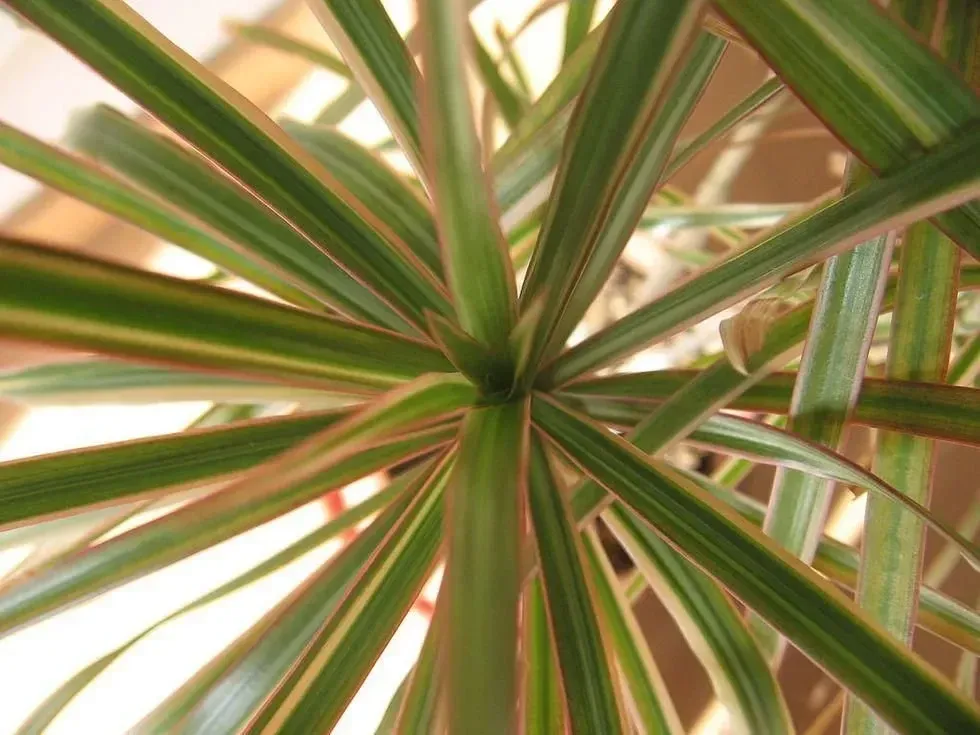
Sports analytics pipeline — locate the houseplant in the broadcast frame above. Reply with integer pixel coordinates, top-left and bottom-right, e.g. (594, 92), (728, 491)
(0, 0), (977, 732)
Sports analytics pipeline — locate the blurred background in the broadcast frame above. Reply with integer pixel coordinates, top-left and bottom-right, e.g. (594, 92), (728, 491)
(0, 1), (975, 732)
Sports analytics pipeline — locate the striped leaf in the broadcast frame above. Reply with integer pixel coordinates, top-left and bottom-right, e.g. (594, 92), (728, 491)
(717, 0), (980, 259)
(69, 107), (409, 330)
(604, 504), (793, 735)
(547, 126), (980, 385)
(528, 435), (625, 733)
(532, 394), (980, 734)
(306, 0), (425, 177)
(518, 0), (712, 376)
(445, 401), (529, 735)
(581, 530), (683, 735)
(244, 456), (449, 734)
(0, 238), (452, 392)
(0, 360), (337, 406)
(280, 121), (442, 278)
(747, 163), (893, 662)
(419, 0), (518, 352)
(523, 578), (566, 735)
(18, 471), (411, 734)
(0, 374), (472, 635)
(138, 467), (425, 732)
(6, 0), (451, 329)
(0, 121), (324, 312)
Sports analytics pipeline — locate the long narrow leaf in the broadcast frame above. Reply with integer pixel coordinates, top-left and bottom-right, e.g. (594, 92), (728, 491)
(562, 0), (597, 61)
(716, 0), (980, 259)
(0, 407), (349, 530)
(518, 0), (711, 376)
(667, 468), (980, 656)
(0, 375), (473, 635)
(581, 530), (684, 735)
(546, 32), (726, 361)
(392, 594), (444, 734)
(229, 23), (352, 78)
(0, 238), (452, 392)
(528, 435), (625, 733)
(563, 369), (980, 446)
(532, 395), (980, 734)
(604, 504), (793, 735)
(419, 0), (517, 352)
(847, 222), (960, 733)
(245, 456), (449, 734)
(280, 121), (442, 278)
(0, 121), (323, 312)
(17, 471), (411, 734)
(445, 401), (529, 735)
(138, 467), (426, 732)
(68, 107), (408, 331)
(472, 29), (527, 128)
(748, 162), (893, 661)
(546, 127), (980, 385)
(0, 360), (337, 406)
(306, 0), (425, 178)
(6, 0), (451, 328)
(663, 77), (785, 180)
(523, 578), (566, 735)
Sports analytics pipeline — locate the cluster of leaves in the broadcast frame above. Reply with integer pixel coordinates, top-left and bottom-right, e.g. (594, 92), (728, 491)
(0, 0), (977, 733)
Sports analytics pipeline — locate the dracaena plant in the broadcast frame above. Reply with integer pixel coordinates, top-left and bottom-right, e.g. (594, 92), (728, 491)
(0, 0), (978, 733)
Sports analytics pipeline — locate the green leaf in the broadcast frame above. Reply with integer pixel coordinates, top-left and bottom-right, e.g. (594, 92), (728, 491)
(563, 0), (597, 60)
(0, 238), (452, 392)
(229, 23), (353, 78)
(68, 106), (410, 331)
(545, 32), (727, 363)
(0, 120), (322, 312)
(950, 334), (980, 386)
(139, 467), (425, 732)
(0, 407), (350, 530)
(747, 162), (893, 662)
(472, 29), (527, 128)
(445, 401), (529, 735)
(7, 0), (451, 329)
(389, 595), (443, 734)
(15, 649), (120, 735)
(0, 360), (338, 406)
(715, 0), (980, 259)
(0, 374), (473, 635)
(316, 83), (365, 125)
(17, 471), (410, 734)
(603, 504), (793, 735)
(493, 22), (533, 101)
(244, 455), (449, 734)
(419, 0), (517, 351)
(565, 371), (980, 447)
(523, 578), (566, 735)
(640, 202), (800, 231)
(847, 222), (960, 734)
(528, 435), (625, 733)
(686, 415), (980, 569)
(581, 530), (683, 735)
(492, 19), (605, 217)
(546, 126), (980, 385)
(280, 121), (443, 278)
(532, 395), (980, 734)
(518, 0), (713, 376)
(674, 466), (980, 656)
(306, 0), (425, 178)
(663, 76), (785, 180)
